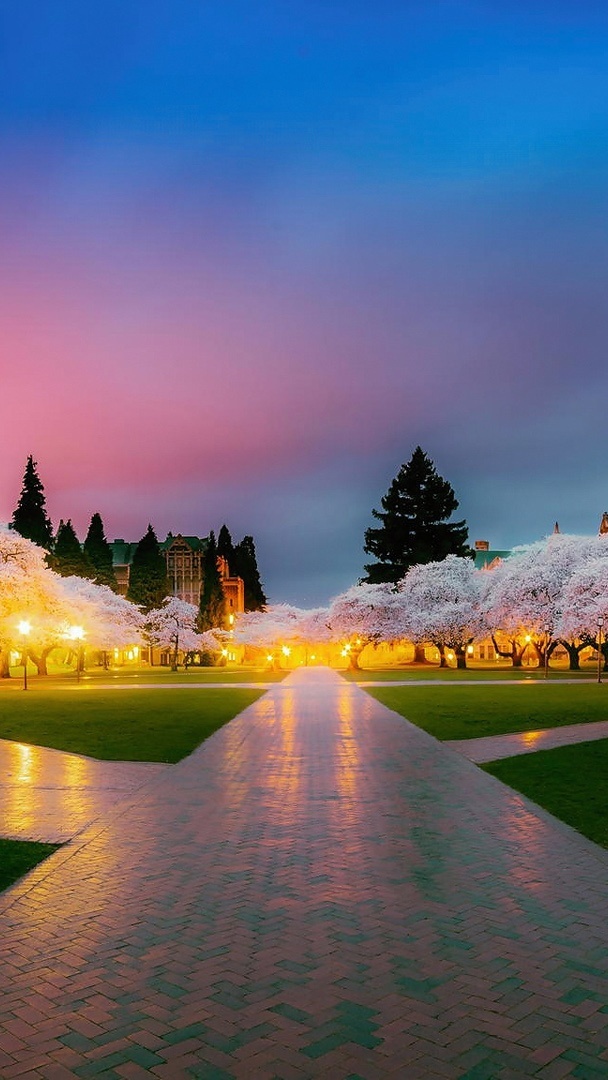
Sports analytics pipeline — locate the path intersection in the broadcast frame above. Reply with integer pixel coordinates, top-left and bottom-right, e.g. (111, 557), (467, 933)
(1, 668), (608, 1078)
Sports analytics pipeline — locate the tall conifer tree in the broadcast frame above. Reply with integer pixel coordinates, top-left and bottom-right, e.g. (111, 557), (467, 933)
(127, 525), (169, 611)
(52, 520), (94, 578)
(11, 455), (53, 550)
(217, 524), (235, 570)
(233, 536), (267, 611)
(363, 446), (473, 585)
(84, 513), (118, 590)
(198, 531), (225, 631)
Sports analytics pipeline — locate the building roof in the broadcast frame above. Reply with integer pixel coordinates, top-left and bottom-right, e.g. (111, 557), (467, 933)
(474, 549), (512, 570)
(160, 533), (208, 553)
(110, 540), (140, 566)
(111, 534), (209, 565)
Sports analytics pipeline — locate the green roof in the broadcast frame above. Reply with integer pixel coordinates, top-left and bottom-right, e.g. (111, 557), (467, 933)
(111, 534), (209, 565)
(110, 540), (139, 566)
(160, 534), (208, 553)
(474, 549), (511, 570)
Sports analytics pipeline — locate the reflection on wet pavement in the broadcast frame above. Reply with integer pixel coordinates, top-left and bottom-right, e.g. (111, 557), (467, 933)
(0, 739), (168, 842)
(446, 719), (608, 762)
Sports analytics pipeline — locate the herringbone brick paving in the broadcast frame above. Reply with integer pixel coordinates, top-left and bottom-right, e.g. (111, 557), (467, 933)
(1, 667), (608, 1078)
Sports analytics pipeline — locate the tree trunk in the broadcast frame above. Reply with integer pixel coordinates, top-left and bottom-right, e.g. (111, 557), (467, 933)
(559, 640), (581, 671)
(437, 644), (449, 668)
(492, 635), (524, 668)
(29, 646), (52, 676)
(0, 650), (10, 678)
(455, 645), (467, 670)
(347, 647), (363, 671)
(412, 643), (429, 664)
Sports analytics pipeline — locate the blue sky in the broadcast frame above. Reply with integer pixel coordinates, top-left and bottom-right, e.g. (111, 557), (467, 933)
(1, 1), (607, 603)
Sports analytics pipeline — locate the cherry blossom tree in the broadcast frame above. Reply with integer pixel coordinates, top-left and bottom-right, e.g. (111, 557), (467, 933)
(397, 555), (485, 668)
(557, 554), (608, 670)
(326, 583), (399, 669)
(481, 534), (607, 669)
(234, 603), (323, 667)
(145, 597), (215, 670)
(57, 575), (146, 661)
(0, 527), (68, 676)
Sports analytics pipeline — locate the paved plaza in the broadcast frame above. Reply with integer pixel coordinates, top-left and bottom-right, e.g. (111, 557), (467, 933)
(1, 668), (608, 1078)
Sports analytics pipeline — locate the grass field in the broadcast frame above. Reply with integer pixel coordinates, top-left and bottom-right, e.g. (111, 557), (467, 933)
(3, 666), (287, 687)
(483, 741), (608, 849)
(345, 665), (598, 682)
(364, 683), (608, 741)
(0, 686), (264, 762)
(0, 839), (61, 894)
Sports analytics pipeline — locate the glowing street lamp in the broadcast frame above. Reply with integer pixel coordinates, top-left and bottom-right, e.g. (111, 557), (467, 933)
(598, 617), (604, 685)
(17, 620), (31, 690)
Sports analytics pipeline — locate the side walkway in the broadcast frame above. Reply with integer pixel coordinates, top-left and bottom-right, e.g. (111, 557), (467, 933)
(447, 720), (608, 764)
(1, 668), (608, 1078)
(0, 740), (168, 843)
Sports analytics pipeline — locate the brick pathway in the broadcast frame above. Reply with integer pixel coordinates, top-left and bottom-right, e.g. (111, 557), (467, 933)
(2, 668), (608, 1078)
(0, 740), (168, 843)
(447, 721), (608, 764)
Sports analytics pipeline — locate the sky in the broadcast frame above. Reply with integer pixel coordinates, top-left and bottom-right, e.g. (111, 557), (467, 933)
(1, 1), (608, 606)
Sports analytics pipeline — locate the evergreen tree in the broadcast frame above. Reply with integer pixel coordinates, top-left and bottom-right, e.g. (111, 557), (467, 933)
(217, 524), (235, 571)
(233, 535), (267, 611)
(127, 525), (170, 611)
(51, 519), (94, 578)
(363, 447), (473, 585)
(84, 513), (118, 590)
(11, 455), (53, 550)
(198, 531), (226, 631)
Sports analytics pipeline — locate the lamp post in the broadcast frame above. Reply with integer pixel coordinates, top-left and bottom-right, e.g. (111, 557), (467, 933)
(544, 626), (550, 680)
(598, 618), (604, 685)
(17, 620), (31, 690)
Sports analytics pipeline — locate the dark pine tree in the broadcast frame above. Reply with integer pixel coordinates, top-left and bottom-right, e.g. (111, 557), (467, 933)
(51, 520), (94, 578)
(198, 531), (226, 631)
(126, 525), (170, 611)
(233, 535), (267, 611)
(217, 524), (235, 571)
(363, 446), (473, 585)
(11, 455), (53, 550)
(84, 513), (118, 590)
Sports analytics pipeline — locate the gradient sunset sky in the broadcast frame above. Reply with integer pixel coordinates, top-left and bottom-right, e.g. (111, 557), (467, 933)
(2, 1), (607, 604)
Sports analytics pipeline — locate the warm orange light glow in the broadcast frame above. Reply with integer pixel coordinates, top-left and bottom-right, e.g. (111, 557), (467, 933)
(467, 644), (474, 655)
(68, 625), (85, 641)
(266, 654), (274, 663)
(17, 620), (31, 637)
(281, 645), (291, 657)
(522, 730), (543, 747)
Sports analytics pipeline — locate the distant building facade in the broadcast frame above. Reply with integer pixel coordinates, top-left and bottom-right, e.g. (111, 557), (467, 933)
(110, 533), (245, 623)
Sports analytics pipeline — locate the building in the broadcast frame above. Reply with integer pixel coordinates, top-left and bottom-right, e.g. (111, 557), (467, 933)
(110, 533), (245, 624)
(472, 539), (512, 571)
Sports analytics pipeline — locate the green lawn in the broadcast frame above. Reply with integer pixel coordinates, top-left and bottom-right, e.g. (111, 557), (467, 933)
(0, 838), (61, 893)
(345, 666), (597, 682)
(4, 666), (287, 688)
(365, 683), (608, 741)
(0, 687), (264, 762)
(483, 741), (608, 849)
